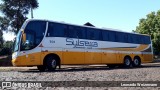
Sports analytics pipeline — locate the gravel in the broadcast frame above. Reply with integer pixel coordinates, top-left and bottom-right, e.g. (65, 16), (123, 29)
(0, 62), (160, 90)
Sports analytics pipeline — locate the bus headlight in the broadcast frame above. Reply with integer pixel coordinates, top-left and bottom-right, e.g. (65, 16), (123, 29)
(12, 52), (18, 60)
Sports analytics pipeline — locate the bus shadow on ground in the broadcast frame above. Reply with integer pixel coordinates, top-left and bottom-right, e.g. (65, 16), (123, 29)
(20, 65), (112, 73)
(19, 63), (160, 73)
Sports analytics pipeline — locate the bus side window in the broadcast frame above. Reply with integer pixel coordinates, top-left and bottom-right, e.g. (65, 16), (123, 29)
(47, 22), (54, 37)
(132, 35), (138, 44)
(124, 33), (128, 43)
(68, 26), (77, 38)
(54, 23), (66, 37)
(87, 28), (101, 40)
(142, 36), (149, 44)
(93, 29), (101, 40)
(145, 36), (150, 44)
(87, 28), (94, 40)
(139, 35), (143, 44)
(128, 34), (133, 43)
(102, 30), (109, 41)
(116, 32), (126, 43)
(64, 27), (68, 37)
(108, 31), (116, 42)
(119, 33), (128, 43)
(47, 22), (66, 37)
(76, 27), (86, 39)
(99, 30), (102, 41)
(95, 29), (101, 40)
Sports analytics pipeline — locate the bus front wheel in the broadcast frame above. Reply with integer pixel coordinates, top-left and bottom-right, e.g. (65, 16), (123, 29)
(46, 56), (57, 71)
(124, 57), (132, 68)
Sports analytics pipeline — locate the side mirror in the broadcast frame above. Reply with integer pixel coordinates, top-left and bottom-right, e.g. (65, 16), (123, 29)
(22, 33), (26, 42)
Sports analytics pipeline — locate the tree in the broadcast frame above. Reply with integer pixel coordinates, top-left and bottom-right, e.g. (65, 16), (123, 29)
(0, 41), (13, 56)
(0, 29), (3, 48)
(134, 10), (160, 54)
(0, 0), (39, 34)
(0, 16), (4, 48)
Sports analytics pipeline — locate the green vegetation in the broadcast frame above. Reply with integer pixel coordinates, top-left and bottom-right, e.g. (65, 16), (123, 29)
(0, 41), (13, 56)
(0, 28), (3, 49)
(0, 0), (39, 34)
(0, 0), (39, 56)
(134, 10), (160, 55)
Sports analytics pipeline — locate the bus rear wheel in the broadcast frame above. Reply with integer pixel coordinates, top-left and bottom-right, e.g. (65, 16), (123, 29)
(124, 57), (132, 68)
(133, 57), (141, 67)
(46, 56), (57, 71)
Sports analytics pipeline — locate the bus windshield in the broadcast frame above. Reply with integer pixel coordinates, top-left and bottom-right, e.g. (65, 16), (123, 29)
(20, 20), (46, 51)
(13, 30), (22, 52)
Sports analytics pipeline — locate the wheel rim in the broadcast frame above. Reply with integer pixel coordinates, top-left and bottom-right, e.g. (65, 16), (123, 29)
(51, 59), (56, 68)
(134, 59), (139, 65)
(125, 58), (130, 66)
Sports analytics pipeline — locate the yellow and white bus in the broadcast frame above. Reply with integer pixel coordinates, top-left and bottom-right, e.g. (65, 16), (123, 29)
(12, 19), (153, 71)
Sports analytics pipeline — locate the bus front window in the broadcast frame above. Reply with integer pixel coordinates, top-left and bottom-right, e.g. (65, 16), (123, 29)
(13, 31), (22, 52)
(21, 20), (46, 51)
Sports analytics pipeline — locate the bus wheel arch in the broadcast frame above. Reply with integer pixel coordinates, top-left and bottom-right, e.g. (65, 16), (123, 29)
(133, 56), (141, 67)
(123, 55), (132, 67)
(43, 53), (61, 71)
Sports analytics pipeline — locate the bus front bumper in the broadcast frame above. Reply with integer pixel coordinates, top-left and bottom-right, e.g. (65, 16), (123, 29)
(12, 59), (18, 66)
(12, 58), (21, 66)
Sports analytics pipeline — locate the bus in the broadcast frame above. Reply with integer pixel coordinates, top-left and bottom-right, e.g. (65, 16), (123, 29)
(12, 19), (153, 71)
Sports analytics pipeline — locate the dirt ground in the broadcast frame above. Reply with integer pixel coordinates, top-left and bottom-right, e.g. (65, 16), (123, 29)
(0, 61), (160, 90)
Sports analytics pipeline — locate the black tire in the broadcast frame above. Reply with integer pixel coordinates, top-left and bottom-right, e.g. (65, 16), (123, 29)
(133, 57), (141, 67)
(124, 57), (132, 68)
(37, 65), (46, 72)
(46, 56), (57, 71)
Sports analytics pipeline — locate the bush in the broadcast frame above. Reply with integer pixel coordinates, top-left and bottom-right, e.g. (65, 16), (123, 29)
(0, 41), (14, 56)
(0, 47), (12, 56)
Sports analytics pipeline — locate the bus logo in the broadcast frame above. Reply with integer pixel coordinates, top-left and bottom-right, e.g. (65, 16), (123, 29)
(66, 38), (98, 48)
(2, 82), (11, 89)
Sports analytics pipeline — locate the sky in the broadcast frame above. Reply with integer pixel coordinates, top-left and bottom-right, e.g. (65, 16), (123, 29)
(2, 0), (160, 41)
